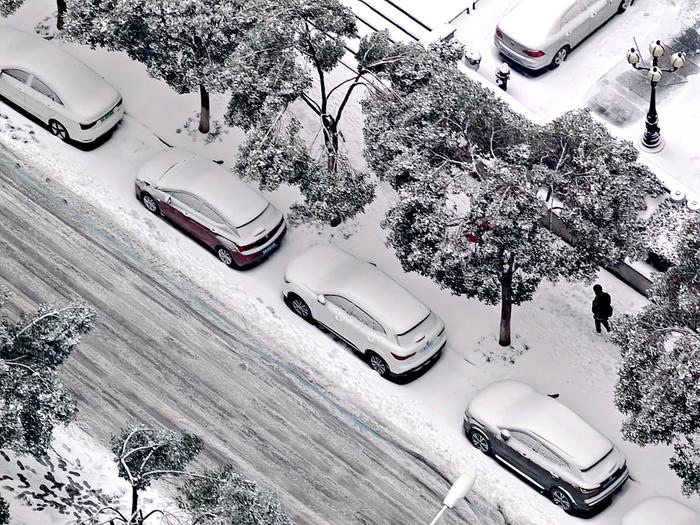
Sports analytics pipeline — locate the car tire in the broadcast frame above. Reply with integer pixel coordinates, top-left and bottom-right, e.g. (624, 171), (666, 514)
(48, 120), (69, 142)
(468, 428), (492, 455)
(617, 0), (632, 13)
(215, 246), (239, 269)
(550, 46), (569, 68)
(367, 352), (390, 378)
(286, 293), (313, 323)
(140, 192), (159, 214)
(550, 487), (575, 514)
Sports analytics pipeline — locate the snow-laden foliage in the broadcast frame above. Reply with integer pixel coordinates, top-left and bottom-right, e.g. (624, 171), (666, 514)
(0, 285), (96, 455)
(645, 197), (697, 264)
(226, 3), (400, 226)
(0, 495), (8, 525)
(180, 465), (291, 525)
(64, 0), (245, 132)
(112, 425), (203, 493)
(363, 42), (663, 345)
(0, 0), (22, 16)
(613, 215), (700, 496)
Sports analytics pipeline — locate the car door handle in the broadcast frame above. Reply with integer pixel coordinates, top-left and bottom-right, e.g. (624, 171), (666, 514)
(520, 452), (528, 457)
(182, 211), (190, 217)
(335, 316), (342, 322)
(367, 336), (374, 343)
(550, 472), (559, 479)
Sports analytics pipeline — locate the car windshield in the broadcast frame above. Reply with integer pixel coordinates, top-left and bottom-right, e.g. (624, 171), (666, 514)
(396, 312), (439, 346)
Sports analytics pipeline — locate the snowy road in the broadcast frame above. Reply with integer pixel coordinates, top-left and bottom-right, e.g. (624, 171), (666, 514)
(0, 146), (479, 525)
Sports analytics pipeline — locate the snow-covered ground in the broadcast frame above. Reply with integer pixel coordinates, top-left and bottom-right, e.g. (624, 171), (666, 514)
(2, 426), (173, 525)
(1, 1), (700, 524)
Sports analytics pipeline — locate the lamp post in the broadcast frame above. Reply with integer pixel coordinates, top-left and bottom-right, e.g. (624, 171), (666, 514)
(429, 472), (477, 525)
(626, 40), (686, 152)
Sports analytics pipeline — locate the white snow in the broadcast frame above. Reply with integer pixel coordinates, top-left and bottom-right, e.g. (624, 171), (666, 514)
(2, 1), (700, 524)
(620, 496), (700, 525)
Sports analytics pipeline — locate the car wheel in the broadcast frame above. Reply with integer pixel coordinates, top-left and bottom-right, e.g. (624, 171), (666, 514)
(368, 353), (390, 378)
(141, 192), (159, 214)
(287, 294), (313, 323)
(550, 487), (575, 514)
(48, 120), (69, 142)
(469, 429), (492, 455)
(216, 246), (238, 268)
(550, 46), (569, 68)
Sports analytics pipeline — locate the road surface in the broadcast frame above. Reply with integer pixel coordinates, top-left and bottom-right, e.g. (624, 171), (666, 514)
(0, 146), (488, 524)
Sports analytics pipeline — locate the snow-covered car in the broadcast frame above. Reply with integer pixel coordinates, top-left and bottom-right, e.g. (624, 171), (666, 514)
(464, 380), (629, 514)
(0, 26), (123, 143)
(282, 245), (446, 379)
(494, 0), (632, 70)
(135, 148), (286, 268)
(621, 497), (700, 525)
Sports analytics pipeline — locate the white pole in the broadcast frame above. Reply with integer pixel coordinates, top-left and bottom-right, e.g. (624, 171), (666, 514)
(429, 505), (448, 525)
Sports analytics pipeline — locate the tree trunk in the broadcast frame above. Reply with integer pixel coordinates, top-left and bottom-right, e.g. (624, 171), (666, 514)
(198, 84), (210, 134)
(130, 485), (139, 523)
(499, 272), (513, 347)
(56, 0), (66, 30)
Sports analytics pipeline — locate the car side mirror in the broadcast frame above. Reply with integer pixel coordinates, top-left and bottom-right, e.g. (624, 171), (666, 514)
(166, 195), (172, 204)
(547, 393), (560, 399)
(500, 429), (511, 441)
(317, 295), (326, 305)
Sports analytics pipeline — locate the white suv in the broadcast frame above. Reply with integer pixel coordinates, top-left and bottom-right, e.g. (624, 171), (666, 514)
(282, 245), (445, 380)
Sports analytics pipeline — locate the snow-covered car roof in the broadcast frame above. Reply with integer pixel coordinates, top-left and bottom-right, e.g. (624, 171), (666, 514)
(621, 497), (700, 525)
(138, 148), (270, 228)
(498, 0), (578, 44)
(468, 380), (613, 470)
(286, 245), (431, 335)
(0, 26), (121, 121)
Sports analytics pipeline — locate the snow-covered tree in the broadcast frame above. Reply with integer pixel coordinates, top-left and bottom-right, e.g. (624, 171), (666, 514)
(363, 43), (662, 346)
(613, 215), (700, 496)
(1, 0), (67, 29)
(0, 495), (8, 525)
(0, 285), (96, 454)
(64, 0), (244, 133)
(111, 424), (203, 521)
(180, 465), (291, 525)
(227, 3), (401, 225)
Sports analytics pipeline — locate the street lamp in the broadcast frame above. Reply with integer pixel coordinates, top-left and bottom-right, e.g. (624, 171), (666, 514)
(429, 472), (477, 525)
(626, 40), (686, 152)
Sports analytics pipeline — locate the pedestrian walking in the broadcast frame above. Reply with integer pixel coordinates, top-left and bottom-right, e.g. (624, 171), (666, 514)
(591, 284), (613, 333)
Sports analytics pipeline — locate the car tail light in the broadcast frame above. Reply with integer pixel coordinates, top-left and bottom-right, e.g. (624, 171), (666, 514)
(391, 352), (416, 361)
(579, 486), (601, 496)
(523, 49), (545, 58)
(80, 121), (97, 130)
(495, 27), (503, 38)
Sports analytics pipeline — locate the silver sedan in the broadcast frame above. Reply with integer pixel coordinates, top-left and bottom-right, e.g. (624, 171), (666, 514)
(494, 0), (633, 70)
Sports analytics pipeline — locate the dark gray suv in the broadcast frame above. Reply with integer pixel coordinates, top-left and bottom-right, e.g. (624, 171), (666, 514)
(463, 380), (629, 514)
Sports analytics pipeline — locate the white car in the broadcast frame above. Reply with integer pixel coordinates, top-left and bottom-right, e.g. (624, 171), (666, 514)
(494, 0), (632, 70)
(282, 245), (446, 379)
(135, 148), (286, 268)
(0, 26), (123, 143)
(464, 380), (629, 514)
(621, 497), (700, 525)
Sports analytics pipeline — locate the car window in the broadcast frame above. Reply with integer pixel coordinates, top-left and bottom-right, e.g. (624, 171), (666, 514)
(2, 69), (30, 83)
(198, 203), (226, 224)
(326, 295), (385, 334)
(538, 444), (569, 469)
(29, 77), (60, 102)
(510, 431), (542, 453)
(169, 191), (202, 211)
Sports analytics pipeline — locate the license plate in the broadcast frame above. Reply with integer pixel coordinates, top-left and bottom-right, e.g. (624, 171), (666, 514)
(420, 340), (434, 354)
(262, 243), (278, 256)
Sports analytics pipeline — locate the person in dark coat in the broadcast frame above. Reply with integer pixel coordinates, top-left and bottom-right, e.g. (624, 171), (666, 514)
(592, 284), (612, 333)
